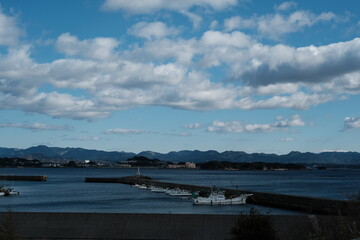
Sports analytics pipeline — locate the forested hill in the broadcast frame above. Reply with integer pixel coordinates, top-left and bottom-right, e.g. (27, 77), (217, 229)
(0, 145), (360, 164)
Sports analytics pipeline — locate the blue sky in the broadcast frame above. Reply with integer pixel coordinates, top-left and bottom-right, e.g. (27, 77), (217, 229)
(0, 0), (359, 154)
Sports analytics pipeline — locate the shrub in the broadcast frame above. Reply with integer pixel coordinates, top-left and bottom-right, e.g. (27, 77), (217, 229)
(231, 208), (278, 240)
(0, 208), (18, 240)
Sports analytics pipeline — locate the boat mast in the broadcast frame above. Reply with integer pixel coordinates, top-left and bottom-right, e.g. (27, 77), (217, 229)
(136, 166), (141, 176)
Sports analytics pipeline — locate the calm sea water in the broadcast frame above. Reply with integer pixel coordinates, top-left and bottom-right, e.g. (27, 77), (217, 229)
(0, 168), (359, 215)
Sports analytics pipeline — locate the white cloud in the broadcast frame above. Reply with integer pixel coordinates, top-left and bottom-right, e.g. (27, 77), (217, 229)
(201, 30), (253, 48)
(275, 2), (297, 11)
(0, 122), (69, 130)
(210, 20), (218, 29)
(0, 91), (110, 120)
(280, 137), (295, 142)
(0, 5), (359, 122)
(0, 8), (23, 46)
(206, 115), (305, 134)
(0, 34), (353, 120)
(207, 120), (244, 133)
(56, 33), (120, 60)
(232, 38), (360, 87)
(0, 45), (42, 97)
(63, 136), (100, 141)
(344, 117), (360, 130)
(273, 114), (305, 127)
(126, 38), (199, 65)
(258, 11), (337, 40)
(104, 128), (147, 134)
(322, 149), (349, 153)
(244, 123), (272, 133)
(128, 22), (180, 40)
(101, 0), (238, 13)
(224, 10), (338, 40)
(224, 16), (255, 31)
(180, 11), (202, 29)
(185, 123), (203, 129)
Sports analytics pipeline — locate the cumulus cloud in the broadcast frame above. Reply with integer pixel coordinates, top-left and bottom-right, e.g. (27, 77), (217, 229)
(101, 0), (237, 13)
(56, 33), (120, 60)
(0, 8), (359, 121)
(201, 30), (253, 48)
(257, 11), (337, 40)
(0, 53), (40, 96)
(207, 120), (244, 133)
(273, 114), (305, 127)
(224, 10), (338, 40)
(0, 122), (69, 130)
(128, 22), (180, 40)
(0, 91), (110, 120)
(206, 115), (305, 133)
(0, 8), (23, 46)
(275, 1), (297, 11)
(343, 117), (360, 130)
(224, 16), (255, 31)
(232, 38), (360, 87)
(104, 128), (147, 134)
(126, 38), (199, 65)
(180, 11), (203, 29)
(1, 29), (358, 120)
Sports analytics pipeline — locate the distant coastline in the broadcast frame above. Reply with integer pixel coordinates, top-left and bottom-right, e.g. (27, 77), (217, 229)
(1, 145), (360, 167)
(0, 156), (307, 171)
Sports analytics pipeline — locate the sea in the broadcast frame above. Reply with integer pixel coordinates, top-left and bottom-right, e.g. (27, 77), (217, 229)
(1, 167), (359, 215)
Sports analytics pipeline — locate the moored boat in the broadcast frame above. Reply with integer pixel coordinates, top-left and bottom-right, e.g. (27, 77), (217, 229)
(166, 188), (192, 197)
(0, 186), (20, 196)
(149, 186), (168, 193)
(132, 183), (148, 189)
(193, 191), (252, 205)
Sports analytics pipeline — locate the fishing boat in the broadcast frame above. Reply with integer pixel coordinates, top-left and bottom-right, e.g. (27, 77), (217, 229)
(193, 191), (252, 205)
(0, 186), (20, 196)
(132, 183), (148, 189)
(166, 188), (192, 197)
(149, 186), (168, 193)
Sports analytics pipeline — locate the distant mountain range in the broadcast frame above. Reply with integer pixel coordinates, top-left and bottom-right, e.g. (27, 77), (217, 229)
(0, 145), (360, 165)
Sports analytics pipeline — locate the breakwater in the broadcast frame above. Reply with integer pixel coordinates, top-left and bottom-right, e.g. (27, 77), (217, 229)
(85, 175), (356, 215)
(0, 175), (47, 181)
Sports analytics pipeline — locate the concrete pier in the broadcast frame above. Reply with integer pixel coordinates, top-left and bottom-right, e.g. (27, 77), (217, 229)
(0, 212), (350, 240)
(0, 175), (47, 181)
(85, 175), (356, 215)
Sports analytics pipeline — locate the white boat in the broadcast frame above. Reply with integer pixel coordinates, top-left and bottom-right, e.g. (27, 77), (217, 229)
(149, 186), (168, 193)
(166, 188), (192, 197)
(7, 190), (20, 196)
(0, 187), (20, 196)
(193, 191), (252, 205)
(132, 184), (148, 189)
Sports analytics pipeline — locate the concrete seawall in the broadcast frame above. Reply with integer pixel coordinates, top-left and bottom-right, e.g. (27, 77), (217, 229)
(0, 212), (347, 240)
(85, 175), (355, 215)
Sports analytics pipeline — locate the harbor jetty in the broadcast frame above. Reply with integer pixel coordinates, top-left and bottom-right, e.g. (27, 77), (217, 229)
(0, 175), (47, 181)
(85, 175), (356, 215)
